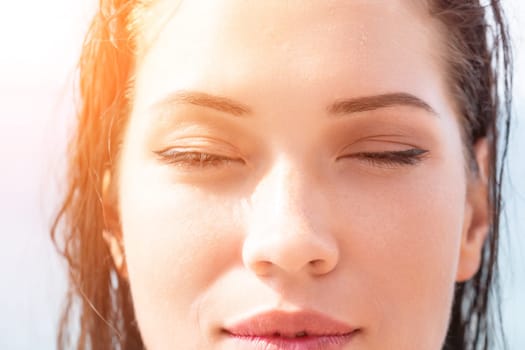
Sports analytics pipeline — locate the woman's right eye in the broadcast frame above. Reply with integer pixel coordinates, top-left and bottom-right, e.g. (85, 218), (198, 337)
(154, 149), (244, 169)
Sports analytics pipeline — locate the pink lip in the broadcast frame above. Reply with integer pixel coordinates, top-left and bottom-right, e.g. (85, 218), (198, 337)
(223, 310), (359, 350)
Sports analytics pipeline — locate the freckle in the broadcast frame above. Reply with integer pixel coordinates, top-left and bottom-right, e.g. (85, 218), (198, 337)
(359, 33), (368, 47)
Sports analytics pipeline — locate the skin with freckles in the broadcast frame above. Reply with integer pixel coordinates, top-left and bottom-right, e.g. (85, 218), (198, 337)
(108, 0), (490, 349)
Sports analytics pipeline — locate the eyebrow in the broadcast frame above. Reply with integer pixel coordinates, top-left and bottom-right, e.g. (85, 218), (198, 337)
(152, 90), (251, 117)
(328, 92), (437, 116)
(152, 90), (437, 118)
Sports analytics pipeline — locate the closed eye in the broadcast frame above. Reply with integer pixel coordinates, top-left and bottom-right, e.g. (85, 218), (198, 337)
(338, 149), (429, 168)
(154, 150), (244, 169)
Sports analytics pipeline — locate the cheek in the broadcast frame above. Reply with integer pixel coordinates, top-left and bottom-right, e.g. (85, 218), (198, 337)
(336, 166), (465, 347)
(119, 165), (241, 347)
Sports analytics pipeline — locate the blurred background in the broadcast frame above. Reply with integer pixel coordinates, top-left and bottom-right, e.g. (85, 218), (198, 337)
(0, 1), (523, 349)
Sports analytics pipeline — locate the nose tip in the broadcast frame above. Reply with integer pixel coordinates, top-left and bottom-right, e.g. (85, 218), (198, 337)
(242, 228), (340, 277)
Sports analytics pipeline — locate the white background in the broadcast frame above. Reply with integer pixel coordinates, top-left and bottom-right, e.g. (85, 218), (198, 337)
(0, 1), (523, 348)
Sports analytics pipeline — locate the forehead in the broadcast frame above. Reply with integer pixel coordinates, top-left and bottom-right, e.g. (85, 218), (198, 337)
(132, 0), (447, 116)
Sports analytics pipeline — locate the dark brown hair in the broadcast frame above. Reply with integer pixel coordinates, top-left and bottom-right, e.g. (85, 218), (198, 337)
(51, 1), (513, 349)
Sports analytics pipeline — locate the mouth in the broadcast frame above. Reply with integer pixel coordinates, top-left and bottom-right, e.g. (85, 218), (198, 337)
(222, 309), (360, 349)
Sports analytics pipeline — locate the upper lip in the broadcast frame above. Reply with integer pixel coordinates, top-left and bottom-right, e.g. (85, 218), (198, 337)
(223, 309), (357, 338)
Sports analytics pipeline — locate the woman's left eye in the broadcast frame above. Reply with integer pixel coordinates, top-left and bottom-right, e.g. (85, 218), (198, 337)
(154, 150), (243, 169)
(339, 148), (429, 168)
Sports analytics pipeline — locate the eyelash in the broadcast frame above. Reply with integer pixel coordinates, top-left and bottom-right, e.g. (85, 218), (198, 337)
(340, 148), (429, 167)
(154, 150), (244, 168)
(155, 148), (428, 169)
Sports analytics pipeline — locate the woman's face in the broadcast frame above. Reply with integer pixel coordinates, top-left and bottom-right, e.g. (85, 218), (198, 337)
(115, 0), (488, 349)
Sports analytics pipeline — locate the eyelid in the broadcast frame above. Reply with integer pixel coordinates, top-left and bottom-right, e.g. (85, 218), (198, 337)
(155, 135), (246, 157)
(337, 149), (429, 168)
(153, 148), (245, 170)
(349, 149), (429, 158)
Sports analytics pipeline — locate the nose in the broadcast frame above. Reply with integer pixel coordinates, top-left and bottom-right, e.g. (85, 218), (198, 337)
(242, 159), (339, 278)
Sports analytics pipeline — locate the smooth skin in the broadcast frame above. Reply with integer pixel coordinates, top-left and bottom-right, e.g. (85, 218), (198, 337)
(104, 1), (489, 349)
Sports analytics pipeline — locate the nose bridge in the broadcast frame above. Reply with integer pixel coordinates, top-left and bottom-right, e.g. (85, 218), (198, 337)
(263, 159), (311, 225)
(252, 157), (319, 236)
(242, 158), (339, 276)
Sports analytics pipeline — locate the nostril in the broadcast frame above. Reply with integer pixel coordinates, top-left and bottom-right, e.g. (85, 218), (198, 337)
(308, 258), (335, 275)
(309, 259), (323, 266)
(309, 259), (325, 269)
(251, 260), (273, 276)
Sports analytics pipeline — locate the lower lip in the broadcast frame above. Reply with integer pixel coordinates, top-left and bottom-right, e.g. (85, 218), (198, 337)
(226, 331), (358, 350)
